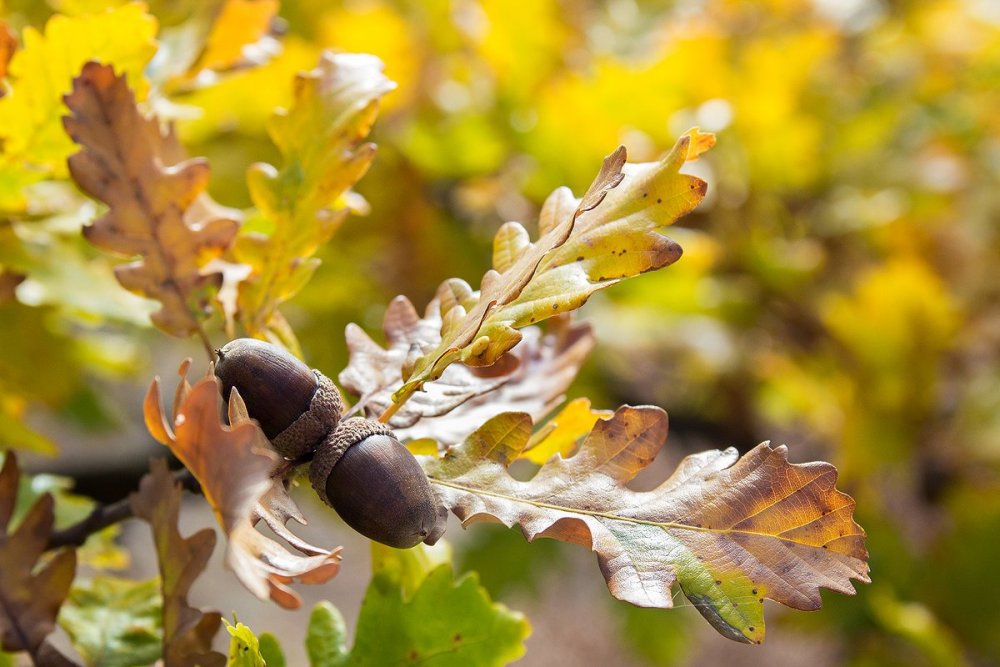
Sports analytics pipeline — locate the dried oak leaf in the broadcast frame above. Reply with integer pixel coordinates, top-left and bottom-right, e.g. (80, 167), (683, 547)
(340, 295), (593, 443)
(63, 62), (239, 338)
(396, 130), (713, 405)
(423, 407), (870, 644)
(144, 368), (342, 609)
(130, 459), (225, 667)
(0, 453), (78, 666)
(235, 52), (395, 344)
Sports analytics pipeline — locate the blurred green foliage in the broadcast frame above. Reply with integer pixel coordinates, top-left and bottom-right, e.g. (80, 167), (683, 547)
(0, 0), (998, 664)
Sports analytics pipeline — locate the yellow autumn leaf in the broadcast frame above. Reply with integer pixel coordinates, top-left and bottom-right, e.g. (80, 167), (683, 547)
(0, 3), (157, 182)
(520, 398), (613, 464)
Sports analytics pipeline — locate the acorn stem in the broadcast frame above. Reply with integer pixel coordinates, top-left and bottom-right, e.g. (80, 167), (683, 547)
(377, 399), (402, 424)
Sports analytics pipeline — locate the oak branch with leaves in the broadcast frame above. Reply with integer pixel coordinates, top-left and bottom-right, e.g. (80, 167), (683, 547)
(0, 5), (868, 665)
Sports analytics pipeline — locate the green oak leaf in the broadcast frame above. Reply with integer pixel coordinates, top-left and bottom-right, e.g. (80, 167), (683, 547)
(58, 576), (162, 667)
(309, 545), (529, 666)
(257, 633), (285, 667)
(224, 619), (265, 667)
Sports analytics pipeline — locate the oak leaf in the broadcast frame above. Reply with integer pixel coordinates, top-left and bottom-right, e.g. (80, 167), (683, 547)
(0, 453), (78, 666)
(341, 295), (593, 443)
(422, 407), (870, 644)
(189, 0), (280, 77)
(310, 548), (530, 666)
(143, 366), (342, 609)
(394, 130), (714, 406)
(58, 576), (163, 667)
(0, 5), (157, 182)
(234, 52), (395, 347)
(63, 62), (239, 339)
(130, 459), (225, 667)
(519, 396), (613, 465)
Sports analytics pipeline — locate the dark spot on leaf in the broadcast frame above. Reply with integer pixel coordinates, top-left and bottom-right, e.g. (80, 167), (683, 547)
(453, 633), (462, 642)
(576, 256), (584, 261)
(748, 626), (755, 632)
(656, 198), (662, 203)
(759, 598), (764, 603)
(642, 192), (648, 198)
(715, 580), (721, 585)
(822, 545), (828, 549)
(552, 304), (558, 310)
(752, 588), (757, 595)
(408, 650), (420, 661)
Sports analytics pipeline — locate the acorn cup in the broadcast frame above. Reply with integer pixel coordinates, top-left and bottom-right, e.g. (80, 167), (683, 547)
(214, 338), (446, 548)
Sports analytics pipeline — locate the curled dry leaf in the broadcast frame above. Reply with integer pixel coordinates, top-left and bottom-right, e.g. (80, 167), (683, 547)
(341, 296), (594, 444)
(0, 453), (78, 666)
(63, 62), (239, 338)
(143, 363), (342, 609)
(422, 407), (870, 644)
(130, 459), (225, 667)
(394, 130), (714, 407)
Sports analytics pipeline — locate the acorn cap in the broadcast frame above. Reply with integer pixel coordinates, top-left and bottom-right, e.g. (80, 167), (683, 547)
(310, 419), (447, 549)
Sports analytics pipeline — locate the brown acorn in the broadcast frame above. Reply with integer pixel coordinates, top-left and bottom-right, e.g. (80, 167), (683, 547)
(214, 338), (446, 548)
(310, 418), (447, 549)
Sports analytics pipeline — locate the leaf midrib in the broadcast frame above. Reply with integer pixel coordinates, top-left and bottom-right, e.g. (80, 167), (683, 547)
(428, 478), (861, 546)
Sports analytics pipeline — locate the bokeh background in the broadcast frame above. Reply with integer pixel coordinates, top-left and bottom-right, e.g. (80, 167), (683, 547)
(2, 0), (999, 665)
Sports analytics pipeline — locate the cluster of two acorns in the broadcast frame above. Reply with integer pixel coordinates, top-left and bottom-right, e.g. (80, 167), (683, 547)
(215, 338), (447, 549)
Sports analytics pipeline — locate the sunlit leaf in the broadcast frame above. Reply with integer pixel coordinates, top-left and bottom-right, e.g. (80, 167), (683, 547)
(224, 618), (266, 667)
(63, 62), (240, 339)
(423, 407), (870, 643)
(395, 131), (712, 406)
(0, 4), (157, 187)
(235, 51), (395, 344)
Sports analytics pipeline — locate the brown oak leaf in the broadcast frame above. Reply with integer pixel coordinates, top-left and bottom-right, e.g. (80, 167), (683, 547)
(341, 296), (594, 445)
(130, 459), (225, 667)
(63, 62), (239, 338)
(0, 453), (78, 666)
(144, 365), (341, 609)
(422, 407), (869, 644)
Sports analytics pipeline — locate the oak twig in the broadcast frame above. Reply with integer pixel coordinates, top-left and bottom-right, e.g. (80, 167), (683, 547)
(45, 468), (200, 550)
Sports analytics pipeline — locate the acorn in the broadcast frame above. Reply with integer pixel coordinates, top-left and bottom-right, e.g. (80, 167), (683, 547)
(214, 338), (446, 548)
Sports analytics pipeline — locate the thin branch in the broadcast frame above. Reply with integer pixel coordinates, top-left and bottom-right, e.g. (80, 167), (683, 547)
(45, 468), (200, 550)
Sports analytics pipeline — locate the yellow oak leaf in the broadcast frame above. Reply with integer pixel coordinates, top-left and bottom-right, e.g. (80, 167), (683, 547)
(0, 4), (156, 184)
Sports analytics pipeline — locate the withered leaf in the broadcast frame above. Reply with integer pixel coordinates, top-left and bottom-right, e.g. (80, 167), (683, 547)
(395, 131), (714, 406)
(0, 453), (78, 665)
(345, 301), (595, 446)
(423, 407), (870, 644)
(63, 62), (239, 338)
(129, 459), (225, 667)
(340, 295), (514, 430)
(144, 366), (341, 609)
